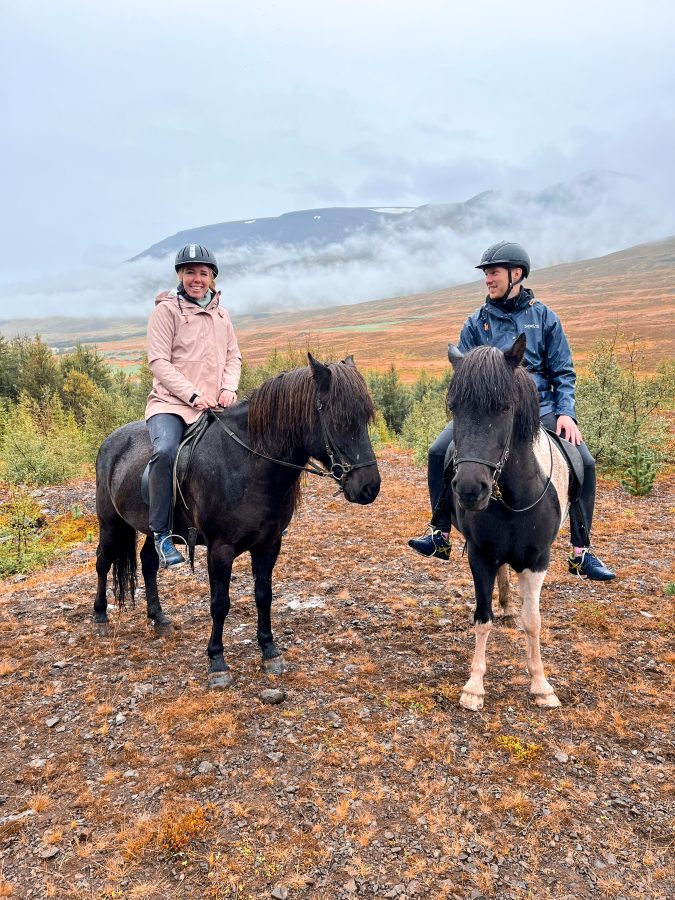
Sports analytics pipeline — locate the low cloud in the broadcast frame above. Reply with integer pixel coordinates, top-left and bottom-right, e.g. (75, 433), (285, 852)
(2, 172), (673, 325)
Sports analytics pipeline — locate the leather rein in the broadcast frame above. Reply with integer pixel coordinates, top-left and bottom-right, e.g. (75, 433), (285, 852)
(453, 413), (554, 513)
(208, 400), (377, 493)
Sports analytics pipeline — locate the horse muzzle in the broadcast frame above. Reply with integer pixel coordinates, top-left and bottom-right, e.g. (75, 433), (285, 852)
(343, 466), (381, 504)
(452, 471), (492, 511)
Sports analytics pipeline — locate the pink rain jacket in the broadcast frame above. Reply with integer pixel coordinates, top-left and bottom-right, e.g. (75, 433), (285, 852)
(145, 290), (242, 425)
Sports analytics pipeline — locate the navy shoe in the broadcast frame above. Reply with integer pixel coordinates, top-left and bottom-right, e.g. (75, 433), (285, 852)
(408, 527), (451, 560)
(568, 548), (615, 581)
(154, 532), (186, 569)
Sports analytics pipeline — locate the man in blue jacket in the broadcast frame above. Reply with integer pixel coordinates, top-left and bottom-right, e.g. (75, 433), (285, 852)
(408, 241), (615, 581)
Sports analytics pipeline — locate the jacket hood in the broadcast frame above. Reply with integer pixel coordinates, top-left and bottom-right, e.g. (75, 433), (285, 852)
(154, 289), (221, 309)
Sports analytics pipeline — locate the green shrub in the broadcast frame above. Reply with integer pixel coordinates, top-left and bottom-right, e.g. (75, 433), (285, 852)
(0, 393), (88, 485)
(0, 488), (51, 575)
(400, 393), (449, 466)
(366, 365), (413, 434)
(577, 335), (669, 494)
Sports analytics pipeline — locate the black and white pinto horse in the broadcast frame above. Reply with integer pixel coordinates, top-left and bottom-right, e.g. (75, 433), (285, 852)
(446, 335), (570, 711)
(94, 355), (380, 688)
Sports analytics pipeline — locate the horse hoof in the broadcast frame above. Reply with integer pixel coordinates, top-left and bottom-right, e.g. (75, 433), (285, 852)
(209, 670), (233, 690)
(459, 691), (484, 711)
(149, 618), (174, 636)
(94, 621), (109, 638)
(262, 656), (287, 675)
(498, 614), (518, 628)
(532, 692), (561, 709)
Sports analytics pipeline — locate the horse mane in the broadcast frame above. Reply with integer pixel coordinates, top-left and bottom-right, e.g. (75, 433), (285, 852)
(446, 346), (540, 443)
(248, 361), (375, 457)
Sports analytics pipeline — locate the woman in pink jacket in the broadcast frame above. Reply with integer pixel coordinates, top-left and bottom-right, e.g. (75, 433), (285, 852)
(145, 244), (242, 568)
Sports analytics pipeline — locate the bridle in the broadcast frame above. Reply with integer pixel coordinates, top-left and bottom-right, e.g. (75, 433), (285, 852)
(209, 399), (377, 493)
(452, 412), (554, 513)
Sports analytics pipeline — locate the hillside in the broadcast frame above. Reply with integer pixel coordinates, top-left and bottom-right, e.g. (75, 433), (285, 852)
(2, 237), (673, 377)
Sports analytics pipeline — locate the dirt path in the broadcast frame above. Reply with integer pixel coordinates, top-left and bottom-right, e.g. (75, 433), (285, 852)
(0, 450), (673, 899)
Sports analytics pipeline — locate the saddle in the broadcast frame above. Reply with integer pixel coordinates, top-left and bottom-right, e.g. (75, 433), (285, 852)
(141, 413), (212, 507)
(443, 428), (584, 501)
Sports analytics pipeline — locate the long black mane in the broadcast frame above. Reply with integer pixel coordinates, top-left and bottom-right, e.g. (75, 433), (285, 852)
(446, 346), (540, 443)
(247, 361), (375, 456)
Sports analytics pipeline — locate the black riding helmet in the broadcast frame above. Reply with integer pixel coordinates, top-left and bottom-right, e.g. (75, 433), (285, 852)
(174, 244), (219, 276)
(476, 241), (530, 302)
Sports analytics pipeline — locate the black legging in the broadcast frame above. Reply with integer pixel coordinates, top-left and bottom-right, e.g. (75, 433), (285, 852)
(427, 413), (596, 547)
(147, 413), (185, 534)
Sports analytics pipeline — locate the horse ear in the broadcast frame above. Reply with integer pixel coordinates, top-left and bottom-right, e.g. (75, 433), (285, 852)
(308, 352), (331, 395)
(448, 343), (463, 368)
(342, 354), (355, 367)
(505, 334), (527, 368)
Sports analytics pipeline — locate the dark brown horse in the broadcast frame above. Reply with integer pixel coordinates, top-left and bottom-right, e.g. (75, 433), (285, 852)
(93, 355), (380, 687)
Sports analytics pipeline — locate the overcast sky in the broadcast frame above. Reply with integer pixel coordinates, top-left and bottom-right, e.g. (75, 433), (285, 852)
(2, 0), (674, 307)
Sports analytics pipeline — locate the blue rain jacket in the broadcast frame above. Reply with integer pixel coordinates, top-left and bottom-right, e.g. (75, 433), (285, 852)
(457, 288), (576, 419)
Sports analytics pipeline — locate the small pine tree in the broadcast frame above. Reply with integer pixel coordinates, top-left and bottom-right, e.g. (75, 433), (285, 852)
(400, 393), (449, 466)
(621, 441), (657, 496)
(367, 365), (413, 434)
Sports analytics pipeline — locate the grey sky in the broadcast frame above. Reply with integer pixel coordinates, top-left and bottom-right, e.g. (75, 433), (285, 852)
(2, 0), (674, 296)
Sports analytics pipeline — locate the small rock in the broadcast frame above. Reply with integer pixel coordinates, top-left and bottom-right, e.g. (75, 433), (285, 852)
(29, 758), (47, 769)
(45, 717), (61, 729)
(38, 846), (60, 860)
(52, 660), (67, 669)
(115, 713), (126, 726)
(555, 752), (569, 763)
(197, 761), (215, 775)
(345, 879), (357, 893)
(271, 887), (288, 900)
(123, 770), (138, 779)
(267, 752), (284, 763)
(260, 689), (287, 705)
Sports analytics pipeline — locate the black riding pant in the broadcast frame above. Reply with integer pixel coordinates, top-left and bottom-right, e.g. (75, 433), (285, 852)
(147, 413), (185, 534)
(427, 413), (596, 547)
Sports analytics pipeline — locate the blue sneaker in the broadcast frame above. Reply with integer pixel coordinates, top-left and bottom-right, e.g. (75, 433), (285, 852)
(154, 532), (186, 569)
(568, 548), (615, 581)
(408, 527), (451, 560)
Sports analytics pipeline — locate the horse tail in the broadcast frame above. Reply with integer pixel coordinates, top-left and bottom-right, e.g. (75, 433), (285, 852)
(111, 521), (138, 608)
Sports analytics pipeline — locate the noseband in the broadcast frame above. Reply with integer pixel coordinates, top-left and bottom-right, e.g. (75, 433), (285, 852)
(453, 413), (553, 513)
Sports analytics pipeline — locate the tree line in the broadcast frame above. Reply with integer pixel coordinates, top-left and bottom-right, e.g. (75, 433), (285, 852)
(0, 333), (672, 496)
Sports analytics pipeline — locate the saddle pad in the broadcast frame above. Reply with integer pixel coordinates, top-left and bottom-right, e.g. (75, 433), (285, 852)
(544, 429), (584, 500)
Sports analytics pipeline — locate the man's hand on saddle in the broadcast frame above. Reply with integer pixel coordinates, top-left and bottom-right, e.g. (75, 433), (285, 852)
(193, 394), (218, 410)
(217, 389), (237, 408)
(556, 414), (582, 446)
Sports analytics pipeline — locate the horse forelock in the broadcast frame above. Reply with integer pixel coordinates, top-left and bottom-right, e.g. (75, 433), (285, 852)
(446, 346), (540, 443)
(248, 361), (374, 456)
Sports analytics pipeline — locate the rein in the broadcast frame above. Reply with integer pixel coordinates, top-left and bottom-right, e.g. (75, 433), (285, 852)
(208, 400), (377, 492)
(453, 416), (554, 513)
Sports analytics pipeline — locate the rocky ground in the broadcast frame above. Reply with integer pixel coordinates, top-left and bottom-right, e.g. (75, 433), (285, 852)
(0, 450), (672, 899)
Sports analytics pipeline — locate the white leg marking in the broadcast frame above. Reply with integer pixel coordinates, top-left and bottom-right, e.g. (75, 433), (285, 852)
(518, 569), (561, 708)
(460, 620), (492, 711)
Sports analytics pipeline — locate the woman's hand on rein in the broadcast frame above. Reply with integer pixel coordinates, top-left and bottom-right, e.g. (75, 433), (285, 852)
(193, 395), (218, 410)
(218, 389), (238, 408)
